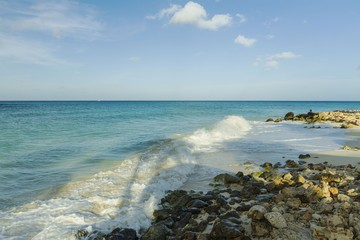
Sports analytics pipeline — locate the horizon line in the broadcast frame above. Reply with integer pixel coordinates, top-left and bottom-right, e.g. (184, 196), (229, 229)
(0, 100), (359, 102)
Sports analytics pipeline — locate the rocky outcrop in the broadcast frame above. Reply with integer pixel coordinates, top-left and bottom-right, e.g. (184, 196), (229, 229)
(276, 110), (360, 127)
(342, 145), (360, 151)
(284, 112), (295, 120)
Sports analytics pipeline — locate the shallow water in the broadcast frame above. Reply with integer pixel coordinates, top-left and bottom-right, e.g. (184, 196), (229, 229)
(0, 101), (358, 239)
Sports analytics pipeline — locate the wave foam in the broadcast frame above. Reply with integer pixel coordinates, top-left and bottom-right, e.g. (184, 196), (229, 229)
(0, 115), (251, 239)
(185, 116), (251, 151)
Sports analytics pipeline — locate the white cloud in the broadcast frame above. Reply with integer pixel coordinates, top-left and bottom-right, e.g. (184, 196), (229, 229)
(234, 35), (257, 47)
(5, 0), (103, 40)
(265, 34), (274, 40)
(146, 4), (181, 20)
(269, 52), (301, 60)
(236, 14), (246, 23)
(0, 34), (65, 65)
(0, 0), (103, 65)
(149, 1), (232, 31)
(254, 52), (300, 70)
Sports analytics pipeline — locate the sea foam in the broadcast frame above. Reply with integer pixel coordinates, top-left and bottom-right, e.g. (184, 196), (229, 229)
(185, 116), (251, 151)
(0, 116), (251, 240)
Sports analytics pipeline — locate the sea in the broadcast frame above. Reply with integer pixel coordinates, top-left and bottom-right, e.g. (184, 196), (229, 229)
(0, 101), (359, 239)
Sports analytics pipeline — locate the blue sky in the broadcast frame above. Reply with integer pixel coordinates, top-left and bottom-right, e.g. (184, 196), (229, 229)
(0, 0), (359, 100)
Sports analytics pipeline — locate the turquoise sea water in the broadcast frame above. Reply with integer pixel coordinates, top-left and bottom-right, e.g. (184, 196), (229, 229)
(0, 101), (359, 239)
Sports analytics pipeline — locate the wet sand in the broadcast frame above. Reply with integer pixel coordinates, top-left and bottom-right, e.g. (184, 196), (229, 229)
(309, 128), (360, 165)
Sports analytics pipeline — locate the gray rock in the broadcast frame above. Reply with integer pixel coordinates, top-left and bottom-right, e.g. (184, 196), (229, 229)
(214, 173), (241, 184)
(141, 223), (172, 240)
(251, 220), (271, 237)
(248, 205), (267, 220)
(264, 212), (287, 229)
(187, 199), (208, 208)
(210, 219), (244, 239)
(105, 228), (138, 240)
(299, 154), (311, 159)
(284, 112), (295, 120)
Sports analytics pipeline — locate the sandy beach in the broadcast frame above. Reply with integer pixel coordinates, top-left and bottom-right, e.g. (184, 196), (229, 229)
(310, 128), (360, 166)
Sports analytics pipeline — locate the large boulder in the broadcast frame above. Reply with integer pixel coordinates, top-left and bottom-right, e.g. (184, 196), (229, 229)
(264, 212), (287, 229)
(210, 219), (245, 239)
(248, 205), (267, 220)
(214, 173), (241, 185)
(284, 112), (295, 120)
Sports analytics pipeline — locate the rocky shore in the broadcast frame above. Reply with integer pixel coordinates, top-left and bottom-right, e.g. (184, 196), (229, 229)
(76, 159), (360, 240)
(266, 110), (360, 128)
(76, 110), (360, 240)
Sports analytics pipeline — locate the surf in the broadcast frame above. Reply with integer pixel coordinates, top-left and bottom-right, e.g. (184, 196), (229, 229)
(0, 115), (252, 240)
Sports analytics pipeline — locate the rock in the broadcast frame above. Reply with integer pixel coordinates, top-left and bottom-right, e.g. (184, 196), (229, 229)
(281, 187), (296, 198)
(320, 173), (341, 183)
(187, 199), (208, 209)
(261, 162), (273, 168)
(187, 207), (201, 214)
(283, 172), (293, 181)
(266, 118), (274, 122)
(153, 209), (171, 221)
(205, 205), (220, 215)
(248, 205), (267, 220)
(175, 212), (192, 229)
(106, 228), (138, 240)
(343, 145), (360, 151)
(323, 215), (344, 227)
(210, 219), (244, 239)
(165, 190), (192, 208)
(299, 154), (311, 159)
(318, 202), (334, 213)
(214, 173), (241, 185)
(337, 194), (351, 202)
(219, 211), (240, 220)
(182, 231), (196, 240)
(298, 208), (313, 221)
(284, 112), (295, 120)
(274, 118), (282, 122)
(235, 171), (244, 177)
(295, 174), (306, 184)
(264, 212), (287, 229)
(141, 223), (172, 240)
(274, 162), (282, 168)
(75, 229), (91, 239)
(341, 123), (354, 129)
(329, 187), (339, 196)
(251, 220), (271, 237)
(311, 223), (353, 240)
(285, 160), (299, 168)
(286, 198), (302, 209)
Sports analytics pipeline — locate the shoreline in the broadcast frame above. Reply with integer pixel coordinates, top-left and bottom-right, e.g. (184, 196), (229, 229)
(75, 110), (360, 240)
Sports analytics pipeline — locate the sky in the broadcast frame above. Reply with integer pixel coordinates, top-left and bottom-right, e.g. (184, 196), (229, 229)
(0, 0), (359, 100)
